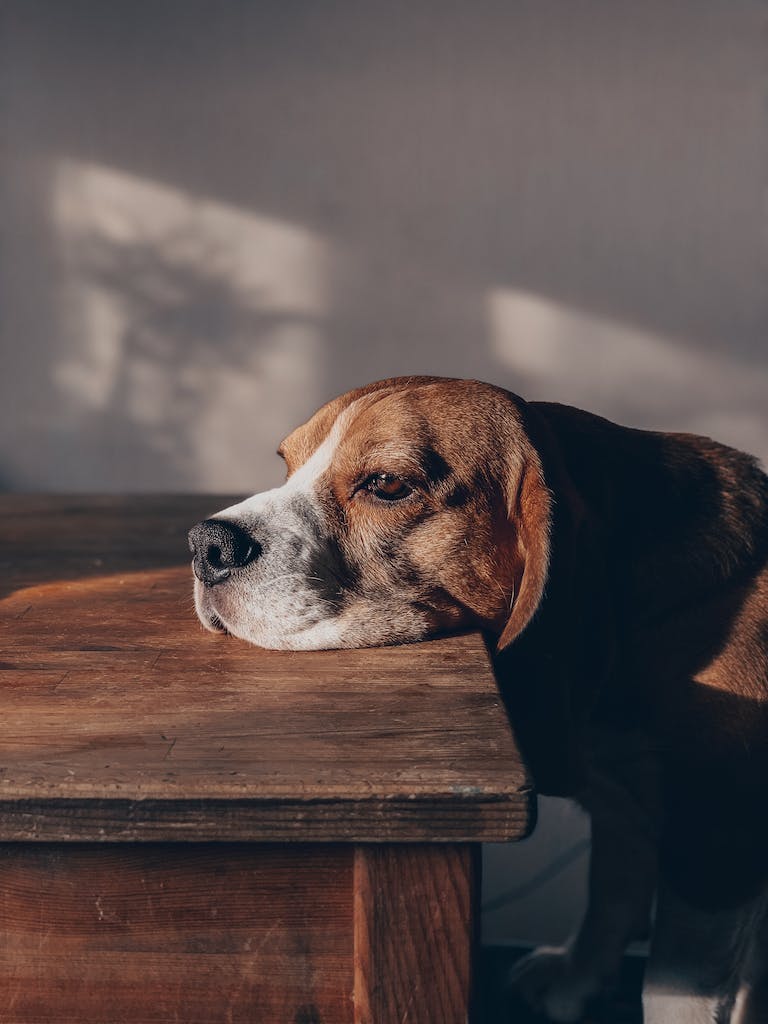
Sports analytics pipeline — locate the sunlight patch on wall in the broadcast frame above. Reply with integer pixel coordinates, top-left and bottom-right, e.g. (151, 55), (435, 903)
(488, 288), (768, 465)
(50, 159), (331, 490)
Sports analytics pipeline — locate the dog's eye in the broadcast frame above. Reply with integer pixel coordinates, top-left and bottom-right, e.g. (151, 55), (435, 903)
(365, 473), (413, 501)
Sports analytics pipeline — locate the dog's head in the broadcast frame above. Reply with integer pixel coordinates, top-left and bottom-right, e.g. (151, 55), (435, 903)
(189, 376), (551, 650)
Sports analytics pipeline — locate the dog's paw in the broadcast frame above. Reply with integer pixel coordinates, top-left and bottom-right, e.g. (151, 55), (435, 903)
(507, 947), (600, 1022)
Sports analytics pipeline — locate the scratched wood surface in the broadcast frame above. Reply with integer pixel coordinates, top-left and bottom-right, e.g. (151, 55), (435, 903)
(0, 842), (354, 1023)
(0, 495), (531, 842)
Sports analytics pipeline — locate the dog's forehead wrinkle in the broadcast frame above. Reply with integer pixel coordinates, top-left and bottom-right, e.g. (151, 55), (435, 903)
(352, 440), (453, 482)
(420, 445), (452, 482)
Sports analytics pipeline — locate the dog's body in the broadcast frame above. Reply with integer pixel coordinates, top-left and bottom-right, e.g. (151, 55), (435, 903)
(190, 377), (768, 1022)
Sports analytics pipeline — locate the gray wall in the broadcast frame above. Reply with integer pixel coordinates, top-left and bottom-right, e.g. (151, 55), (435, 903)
(2, 0), (766, 946)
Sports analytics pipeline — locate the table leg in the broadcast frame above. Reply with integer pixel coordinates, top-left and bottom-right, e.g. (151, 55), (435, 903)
(353, 843), (479, 1024)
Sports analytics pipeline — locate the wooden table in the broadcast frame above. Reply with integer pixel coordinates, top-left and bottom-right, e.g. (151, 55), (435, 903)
(0, 496), (532, 1024)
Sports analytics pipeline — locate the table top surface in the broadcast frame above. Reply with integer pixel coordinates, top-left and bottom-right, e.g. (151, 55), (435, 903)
(0, 495), (531, 843)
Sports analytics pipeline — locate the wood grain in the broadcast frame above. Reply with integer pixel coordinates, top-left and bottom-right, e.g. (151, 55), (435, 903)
(353, 844), (477, 1024)
(0, 496), (532, 842)
(0, 842), (354, 1023)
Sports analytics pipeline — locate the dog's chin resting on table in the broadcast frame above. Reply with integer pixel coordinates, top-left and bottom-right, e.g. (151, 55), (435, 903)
(189, 376), (768, 1023)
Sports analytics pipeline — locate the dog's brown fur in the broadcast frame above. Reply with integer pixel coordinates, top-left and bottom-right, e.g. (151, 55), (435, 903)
(280, 376), (768, 1020)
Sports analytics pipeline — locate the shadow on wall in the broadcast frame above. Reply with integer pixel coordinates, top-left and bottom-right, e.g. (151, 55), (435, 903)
(1, 0), (766, 493)
(44, 161), (329, 491)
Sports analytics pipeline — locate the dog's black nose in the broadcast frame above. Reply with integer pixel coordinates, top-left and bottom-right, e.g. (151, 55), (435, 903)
(188, 519), (261, 586)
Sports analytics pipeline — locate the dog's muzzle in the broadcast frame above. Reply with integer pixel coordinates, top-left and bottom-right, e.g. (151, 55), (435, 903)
(188, 519), (261, 587)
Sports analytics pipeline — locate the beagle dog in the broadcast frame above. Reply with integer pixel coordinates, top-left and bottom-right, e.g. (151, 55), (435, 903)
(189, 376), (768, 1023)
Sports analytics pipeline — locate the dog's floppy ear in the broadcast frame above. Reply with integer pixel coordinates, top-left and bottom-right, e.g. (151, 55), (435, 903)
(496, 447), (552, 651)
